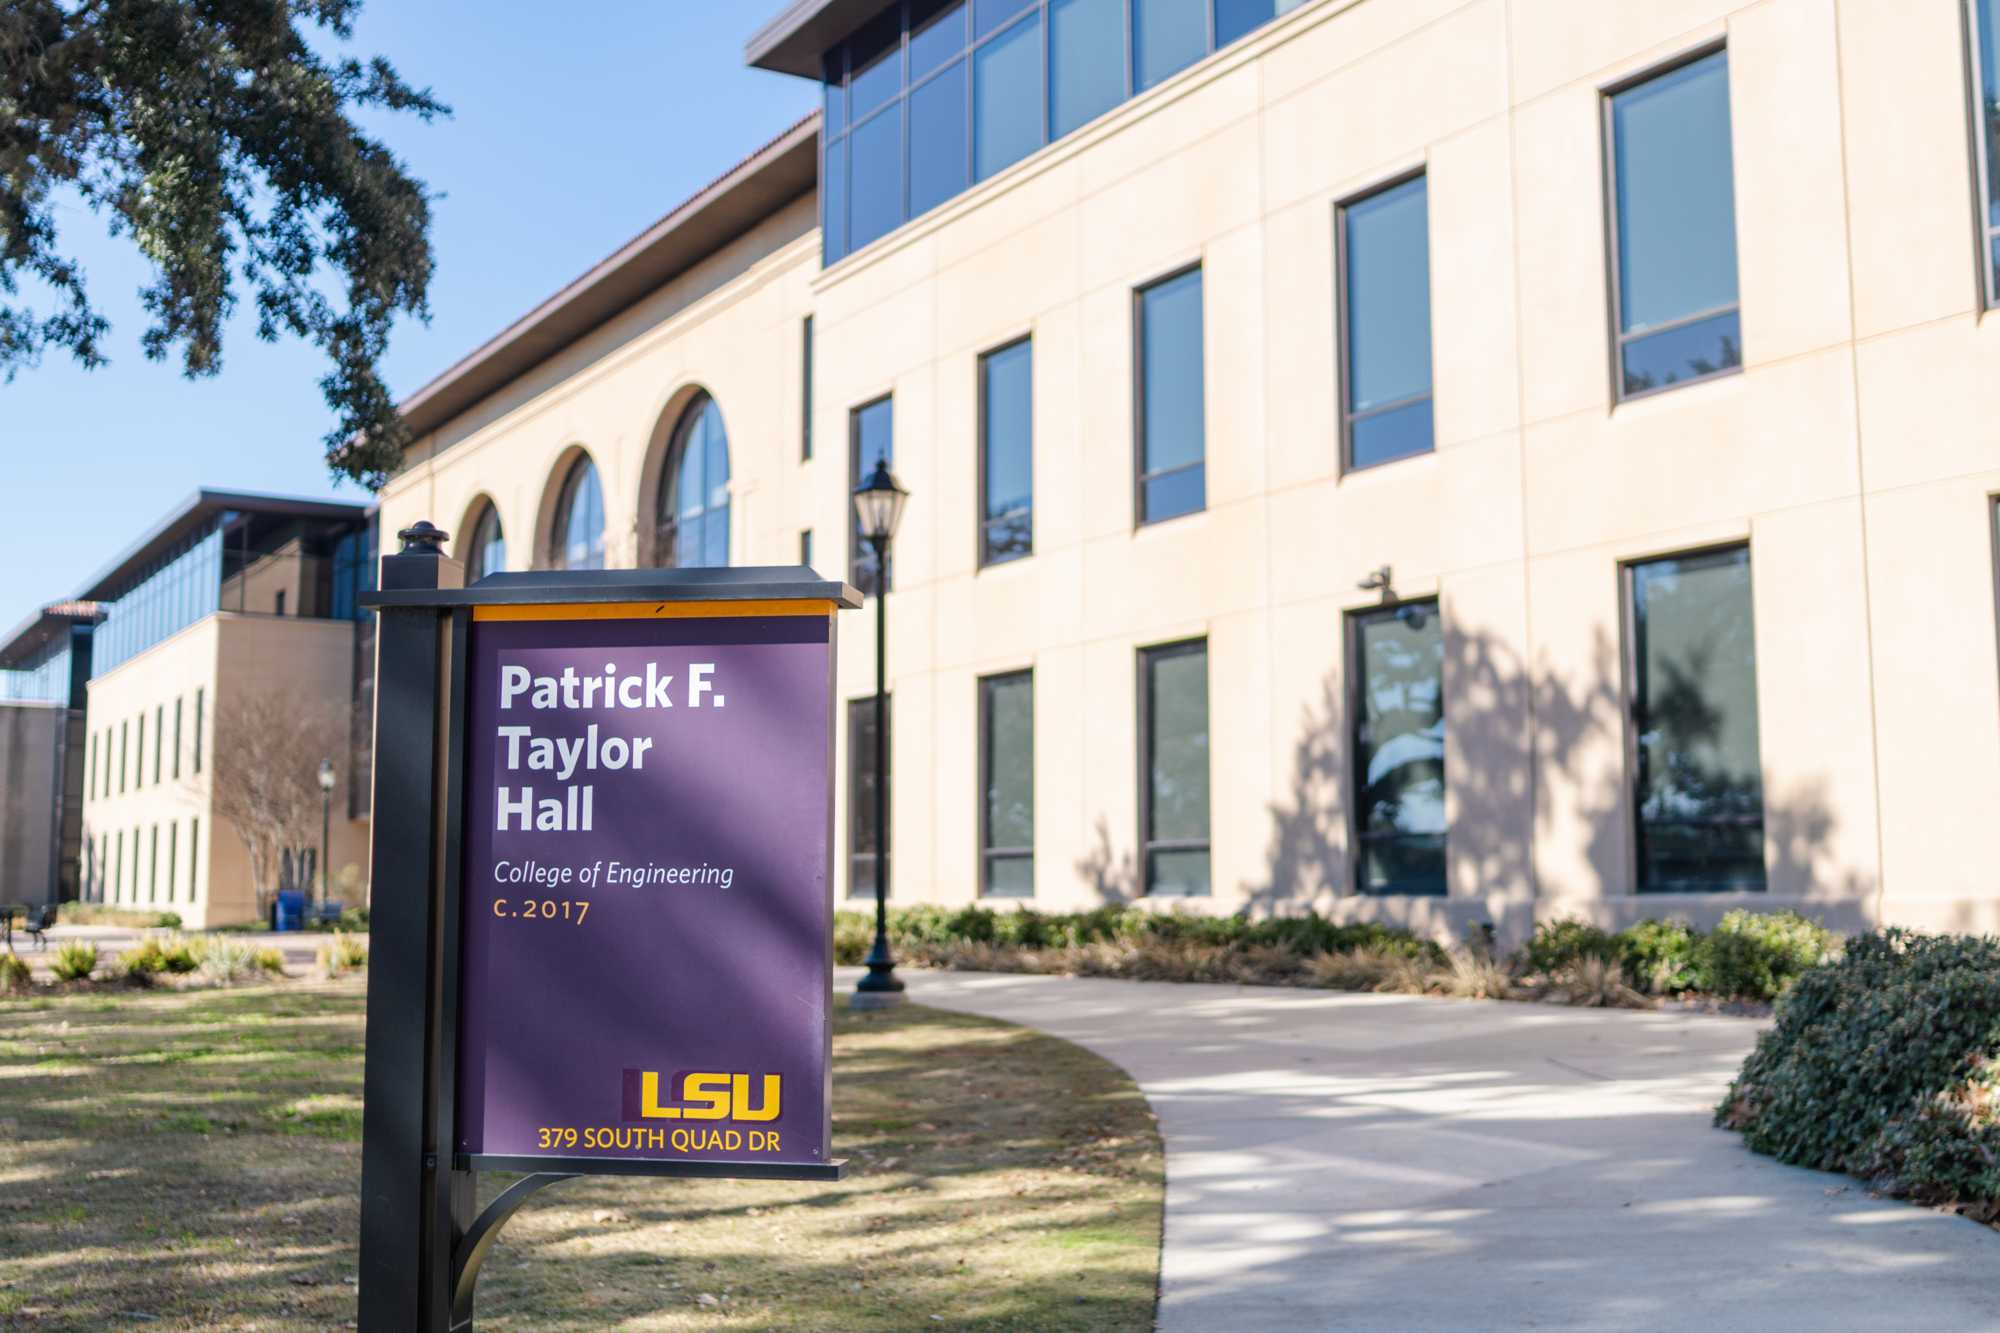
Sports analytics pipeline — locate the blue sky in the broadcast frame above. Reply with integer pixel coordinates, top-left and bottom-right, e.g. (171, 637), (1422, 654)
(0, 3), (814, 621)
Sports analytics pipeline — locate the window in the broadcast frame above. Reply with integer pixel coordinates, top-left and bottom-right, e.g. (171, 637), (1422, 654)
(167, 822), (178, 902)
(1134, 0), (1206, 91)
(1970, 0), (2000, 303)
(189, 817), (200, 900)
(850, 396), (895, 595)
(149, 824), (158, 902)
(974, 9), (1042, 181)
(274, 589), (286, 616)
(193, 689), (204, 774)
(467, 503), (506, 581)
(980, 337), (1034, 565)
(817, 0), (1300, 265)
(551, 455), (606, 570)
(120, 719), (130, 793)
(85, 734), (95, 803)
(1135, 266), (1205, 524)
(801, 317), (815, 459)
(1352, 600), (1446, 895)
(172, 699), (182, 780)
(1050, 0), (1124, 137)
(153, 705), (163, 784)
(1339, 174), (1434, 470)
(1606, 48), (1742, 399)
(1626, 545), (1765, 892)
(848, 696), (891, 898)
(1140, 639), (1209, 896)
(134, 713), (144, 790)
(801, 530), (815, 571)
(657, 394), (732, 569)
(113, 831), (122, 902)
(981, 671), (1035, 897)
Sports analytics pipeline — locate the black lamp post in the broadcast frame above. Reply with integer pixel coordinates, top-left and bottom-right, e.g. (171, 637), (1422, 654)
(316, 758), (336, 917)
(852, 458), (908, 1004)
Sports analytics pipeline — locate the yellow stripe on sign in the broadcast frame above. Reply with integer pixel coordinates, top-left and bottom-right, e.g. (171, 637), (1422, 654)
(472, 600), (836, 623)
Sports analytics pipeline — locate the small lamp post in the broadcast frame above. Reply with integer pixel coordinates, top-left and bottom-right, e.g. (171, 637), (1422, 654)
(852, 459), (908, 1005)
(316, 758), (336, 918)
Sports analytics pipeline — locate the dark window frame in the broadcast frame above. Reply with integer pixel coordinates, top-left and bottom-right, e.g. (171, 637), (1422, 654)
(978, 668), (1036, 897)
(1137, 636), (1211, 898)
(1346, 598), (1448, 897)
(1619, 541), (1768, 894)
(1600, 41), (1742, 405)
(977, 333), (1035, 568)
(1335, 167), (1435, 475)
(848, 393), (896, 595)
(1132, 261), (1206, 527)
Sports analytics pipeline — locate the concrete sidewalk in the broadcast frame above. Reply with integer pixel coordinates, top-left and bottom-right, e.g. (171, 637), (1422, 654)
(865, 969), (2000, 1332)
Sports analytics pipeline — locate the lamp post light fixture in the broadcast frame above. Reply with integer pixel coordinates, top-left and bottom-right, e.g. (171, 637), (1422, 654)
(852, 458), (908, 1008)
(316, 758), (336, 918)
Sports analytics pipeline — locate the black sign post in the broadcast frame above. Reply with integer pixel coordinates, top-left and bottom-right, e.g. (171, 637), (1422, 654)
(354, 522), (855, 1331)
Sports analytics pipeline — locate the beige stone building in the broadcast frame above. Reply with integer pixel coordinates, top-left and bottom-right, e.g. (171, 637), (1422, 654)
(376, 0), (2000, 943)
(66, 492), (377, 928)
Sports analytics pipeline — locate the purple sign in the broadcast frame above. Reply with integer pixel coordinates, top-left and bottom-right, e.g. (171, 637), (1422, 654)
(455, 604), (835, 1169)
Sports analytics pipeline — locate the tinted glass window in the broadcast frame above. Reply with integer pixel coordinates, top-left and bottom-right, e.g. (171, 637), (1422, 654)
(911, 0), (966, 77)
(823, 75), (845, 137)
(848, 696), (890, 898)
(1342, 174), (1434, 469)
(1143, 641), (1210, 896)
(980, 338), (1033, 565)
(467, 504), (505, 580)
(1630, 546), (1765, 892)
(1051, 0), (1125, 137)
(1134, 0), (1207, 91)
(1214, 0), (1274, 47)
(823, 141), (848, 262)
(975, 0), (1036, 38)
(554, 457), (604, 570)
(1353, 601), (1446, 895)
(660, 394), (731, 569)
(851, 397), (895, 595)
(1610, 51), (1741, 396)
(981, 671), (1035, 897)
(910, 58), (969, 215)
(850, 103), (905, 252)
(1137, 267), (1205, 524)
(974, 13), (1043, 181)
(849, 15), (903, 117)
(1973, 0), (2000, 300)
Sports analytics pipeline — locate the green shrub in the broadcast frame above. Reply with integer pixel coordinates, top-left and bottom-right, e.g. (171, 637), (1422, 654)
(1616, 918), (1702, 995)
(49, 942), (97, 982)
(117, 938), (169, 979)
(1696, 909), (1834, 1000)
(200, 936), (258, 984)
(1718, 930), (2000, 1224)
(0, 952), (32, 994)
(319, 932), (369, 977)
(158, 912), (182, 930)
(833, 912), (872, 966)
(251, 947), (286, 976)
(1520, 918), (1618, 976)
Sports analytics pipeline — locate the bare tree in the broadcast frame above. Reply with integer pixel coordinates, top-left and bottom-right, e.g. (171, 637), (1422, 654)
(201, 689), (347, 918)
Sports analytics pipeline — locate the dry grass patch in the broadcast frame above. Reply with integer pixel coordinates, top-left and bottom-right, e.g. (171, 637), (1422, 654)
(0, 979), (1161, 1330)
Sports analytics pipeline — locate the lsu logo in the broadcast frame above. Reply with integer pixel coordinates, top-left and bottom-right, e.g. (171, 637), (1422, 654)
(621, 1069), (781, 1123)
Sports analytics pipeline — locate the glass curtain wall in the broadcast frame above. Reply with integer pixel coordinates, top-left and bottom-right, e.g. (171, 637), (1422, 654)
(1627, 546), (1766, 891)
(91, 523), (225, 674)
(1351, 600), (1446, 894)
(821, 0), (1311, 263)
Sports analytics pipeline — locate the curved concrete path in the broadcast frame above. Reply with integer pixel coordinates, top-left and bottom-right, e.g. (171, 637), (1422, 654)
(861, 969), (2000, 1332)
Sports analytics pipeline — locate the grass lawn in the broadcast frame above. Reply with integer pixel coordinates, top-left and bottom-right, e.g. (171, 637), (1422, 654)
(0, 978), (1162, 1329)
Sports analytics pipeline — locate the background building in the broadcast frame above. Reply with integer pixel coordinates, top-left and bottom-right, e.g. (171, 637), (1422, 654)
(0, 602), (104, 908)
(377, 0), (2000, 943)
(60, 491), (378, 928)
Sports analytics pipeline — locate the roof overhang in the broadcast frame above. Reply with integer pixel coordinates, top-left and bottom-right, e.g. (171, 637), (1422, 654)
(746, 0), (888, 77)
(395, 113), (822, 444)
(73, 489), (371, 602)
(0, 602), (105, 670)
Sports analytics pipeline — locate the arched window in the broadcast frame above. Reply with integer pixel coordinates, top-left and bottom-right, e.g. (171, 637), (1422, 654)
(654, 394), (731, 568)
(551, 455), (605, 570)
(466, 502), (506, 580)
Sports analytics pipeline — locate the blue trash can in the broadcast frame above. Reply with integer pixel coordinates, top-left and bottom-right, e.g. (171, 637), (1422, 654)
(273, 890), (306, 933)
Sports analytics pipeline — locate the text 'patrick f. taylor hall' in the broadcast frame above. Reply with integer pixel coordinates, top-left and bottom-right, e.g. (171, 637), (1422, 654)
(377, 0), (2000, 941)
